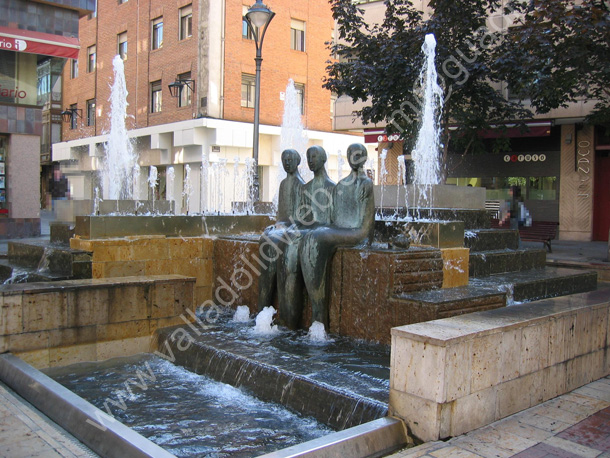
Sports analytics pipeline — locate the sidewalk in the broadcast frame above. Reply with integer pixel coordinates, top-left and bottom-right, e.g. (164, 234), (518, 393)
(0, 381), (97, 457)
(391, 376), (610, 458)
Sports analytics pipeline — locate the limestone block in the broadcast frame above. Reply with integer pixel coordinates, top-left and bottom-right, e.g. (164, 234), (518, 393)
(48, 326), (97, 347)
(471, 332), (503, 392)
(97, 336), (152, 361)
(92, 245), (121, 262)
(389, 388), (442, 442)
(22, 292), (68, 332)
(174, 280), (195, 312)
(193, 286), (211, 310)
(150, 316), (188, 336)
(96, 319), (151, 341)
(542, 363), (567, 402)
(108, 286), (149, 323)
(574, 308), (594, 356)
(92, 262), (105, 278)
(562, 312), (578, 361)
(199, 260), (213, 287)
(448, 386), (497, 437)
(444, 340), (472, 401)
(152, 283), (175, 319)
(8, 331), (49, 352)
(548, 316), (568, 366)
(391, 335), (447, 402)
(0, 336), (6, 352)
(496, 372), (542, 418)
(70, 239), (92, 251)
(0, 294), (23, 335)
(145, 260), (169, 276)
(168, 237), (202, 259)
(441, 247), (469, 288)
(49, 343), (97, 367)
(170, 258), (199, 281)
(104, 261), (146, 278)
(499, 328), (521, 383)
(519, 321), (550, 375)
(592, 306), (608, 351)
(132, 239), (169, 261)
(15, 349), (50, 369)
(201, 237), (214, 259)
(66, 288), (109, 327)
(118, 245), (134, 261)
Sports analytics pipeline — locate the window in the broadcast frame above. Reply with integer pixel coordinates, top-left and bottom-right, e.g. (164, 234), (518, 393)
(118, 0), (128, 4)
(152, 17), (163, 50)
(178, 72), (192, 107)
(242, 6), (256, 40)
(87, 45), (96, 73)
(290, 19), (305, 52)
(87, 99), (96, 127)
(295, 83), (305, 115)
(151, 80), (162, 112)
(69, 103), (78, 130)
(180, 5), (192, 40)
(241, 74), (256, 108)
(70, 59), (78, 79)
(118, 32), (127, 60)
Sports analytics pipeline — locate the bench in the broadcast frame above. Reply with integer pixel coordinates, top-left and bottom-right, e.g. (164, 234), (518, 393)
(518, 221), (558, 252)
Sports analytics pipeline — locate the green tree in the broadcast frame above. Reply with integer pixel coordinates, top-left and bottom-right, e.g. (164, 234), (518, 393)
(324, 0), (531, 172)
(498, 0), (610, 127)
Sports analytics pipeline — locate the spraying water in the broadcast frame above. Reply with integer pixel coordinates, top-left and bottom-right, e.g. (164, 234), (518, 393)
(253, 306), (279, 335)
(232, 305), (251, 322)
(244, 157), (256, 214)
(103, 55), (138, 200)
(411, 34), (444, 195)
(148, 166), (158, 212)
(166, 167), (175, 212)
(183, 164), (192, 215)
(201, 152), (209, 214)
(307, 321), (330, 343)
(378, 149), (388, 217)
(277, 79), (310, 207)
(93, 187), (102, 215)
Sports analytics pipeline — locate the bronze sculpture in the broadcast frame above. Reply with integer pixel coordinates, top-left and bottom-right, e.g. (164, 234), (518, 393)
(275, 145), (335, 329)
(299, 143), (375, 329)
(257, 149), (305, 312)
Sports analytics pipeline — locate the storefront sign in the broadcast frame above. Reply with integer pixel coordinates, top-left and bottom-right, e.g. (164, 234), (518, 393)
(576, 140), (591, 198)
(0, 51), (37, 105)
(503, 154), (547, 163)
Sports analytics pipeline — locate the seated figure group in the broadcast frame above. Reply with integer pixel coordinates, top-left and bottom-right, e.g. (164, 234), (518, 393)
(257, 143), (375, 331)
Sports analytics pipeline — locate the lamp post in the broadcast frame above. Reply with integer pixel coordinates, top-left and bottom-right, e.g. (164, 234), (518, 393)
(244, 0), (275, 203)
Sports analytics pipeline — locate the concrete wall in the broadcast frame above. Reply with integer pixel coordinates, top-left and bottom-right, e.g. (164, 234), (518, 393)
(0, 275), (195, 369)
(389, 288), (610, 442)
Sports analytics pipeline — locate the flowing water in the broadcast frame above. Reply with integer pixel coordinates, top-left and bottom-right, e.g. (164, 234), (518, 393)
(45, 354), (333, 458)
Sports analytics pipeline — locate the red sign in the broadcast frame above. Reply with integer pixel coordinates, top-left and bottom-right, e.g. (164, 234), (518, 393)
(0, 26), (79, 60)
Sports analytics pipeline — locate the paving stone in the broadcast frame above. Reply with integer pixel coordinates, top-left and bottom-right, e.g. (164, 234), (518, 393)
(543, 436), (603, 457)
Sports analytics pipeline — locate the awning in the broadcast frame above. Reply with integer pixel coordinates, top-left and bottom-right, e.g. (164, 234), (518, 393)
(0, 26), (79, 60)
(478, 121), (552, 139)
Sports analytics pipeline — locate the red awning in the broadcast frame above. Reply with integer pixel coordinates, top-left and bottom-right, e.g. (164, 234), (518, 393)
(0, 26), (79, 59)
(478, 121), (552, 139)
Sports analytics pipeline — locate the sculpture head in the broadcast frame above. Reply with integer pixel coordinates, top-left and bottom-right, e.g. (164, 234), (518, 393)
(281, 149), (301, 174)
(347, 143), (367, 171)
(306, 146), (327, 173)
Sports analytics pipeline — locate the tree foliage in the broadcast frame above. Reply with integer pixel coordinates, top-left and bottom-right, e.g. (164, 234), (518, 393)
(498, 0), (610, 126)
(324, 0), (532, 159)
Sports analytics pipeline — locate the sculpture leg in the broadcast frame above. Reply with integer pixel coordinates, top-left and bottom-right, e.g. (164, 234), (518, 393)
(300, 229), (335, 330)
(277, 241), (304, 329)
(257, 230), (282, 312)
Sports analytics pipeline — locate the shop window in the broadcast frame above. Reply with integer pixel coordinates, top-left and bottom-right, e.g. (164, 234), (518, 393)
(152, 17), (163, 50)
(180, 5), (192, 40)
(87, 99), (96, 127)
(118, 32), (127, 60)
(241, 74), (256, 108)
(528, 176), (557, 200)
(151, 80), (162, 112)
(291, 19), (305, 52)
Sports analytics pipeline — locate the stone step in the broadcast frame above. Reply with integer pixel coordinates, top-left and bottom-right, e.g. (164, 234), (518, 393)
(394, 285), (507, 323)
(465, 228), (520, 252)
(469, 249), (547, 277)
(470, 267), (598, 303)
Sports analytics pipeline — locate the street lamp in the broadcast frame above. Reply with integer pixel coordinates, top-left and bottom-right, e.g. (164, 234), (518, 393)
(168, 78), (195, 98)
(60, 107), (82, 123)
(244, 0), (275, 203)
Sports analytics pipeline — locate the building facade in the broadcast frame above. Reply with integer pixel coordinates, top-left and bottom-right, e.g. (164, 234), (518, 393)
(0, 0), (93, 237)
(54, 0), (360, 214)
(334, 0), (609, 242)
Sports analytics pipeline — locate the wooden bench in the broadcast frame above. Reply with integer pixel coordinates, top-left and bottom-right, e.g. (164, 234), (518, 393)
(518, 221), (558, 252)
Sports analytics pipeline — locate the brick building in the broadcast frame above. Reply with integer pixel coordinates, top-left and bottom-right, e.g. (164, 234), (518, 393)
(53, 0), (361, 213)
(0, 0), (94, 237)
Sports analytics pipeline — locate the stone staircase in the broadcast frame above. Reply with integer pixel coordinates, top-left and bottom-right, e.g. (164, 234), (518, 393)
(465, 227), (598, 303)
